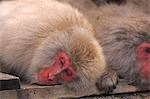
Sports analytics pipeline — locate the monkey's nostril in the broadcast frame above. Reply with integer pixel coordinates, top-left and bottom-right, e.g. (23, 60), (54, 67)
(48, 75), (55, 81)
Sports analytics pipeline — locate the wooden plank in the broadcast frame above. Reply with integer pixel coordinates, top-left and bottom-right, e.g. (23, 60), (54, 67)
(18, 84), (96, 99)
(77, 91), (150, 99)
(0, 72), (20, 91)
(0, 73), (149, 99)
(0, 85), (91, 99)
(0, 80), (149, 99)
(0, 83), (149, 99)
(0, 90), (17, 99)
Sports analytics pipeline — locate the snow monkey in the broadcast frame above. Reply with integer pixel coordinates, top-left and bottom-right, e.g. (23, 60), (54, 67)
(92, 1), (150, 89)
(58, 0), (150, 90)
(0, 0), (116, 93)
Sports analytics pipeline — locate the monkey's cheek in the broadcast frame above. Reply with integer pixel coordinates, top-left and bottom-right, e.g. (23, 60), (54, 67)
(60, 67), (77, 82)
(141, 62), (150, 80)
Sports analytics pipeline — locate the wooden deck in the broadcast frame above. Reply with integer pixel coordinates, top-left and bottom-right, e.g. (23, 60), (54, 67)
(0, 73), (20, 91)
(0, 72), (149, 99)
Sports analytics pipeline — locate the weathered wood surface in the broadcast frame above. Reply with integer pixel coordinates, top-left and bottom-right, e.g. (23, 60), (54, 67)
(78, 91), (150, 99)
(0, 72), (20, 91)
(0, 73), (149, 99)
(0, 78), (149, 99)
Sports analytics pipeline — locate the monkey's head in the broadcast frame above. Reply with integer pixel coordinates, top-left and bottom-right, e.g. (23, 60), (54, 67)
(28, 28), (106, 92)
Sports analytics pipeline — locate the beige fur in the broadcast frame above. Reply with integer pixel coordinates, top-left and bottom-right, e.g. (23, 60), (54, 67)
(125, 0), (150, 14)
(59, 0), (150, 89)
(0, 0), (106, 93)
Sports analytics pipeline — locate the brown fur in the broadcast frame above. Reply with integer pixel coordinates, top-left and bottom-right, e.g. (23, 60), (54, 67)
(0, 0), (107, 93)
(59, 0), (150, 89)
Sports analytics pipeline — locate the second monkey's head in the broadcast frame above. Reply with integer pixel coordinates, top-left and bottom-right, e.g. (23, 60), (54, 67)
(28, 28), (106, 93)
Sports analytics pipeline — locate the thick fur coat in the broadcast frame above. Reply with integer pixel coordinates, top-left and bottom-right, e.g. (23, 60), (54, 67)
(0, 0), (107, 93)
(59, 0), (150, 89)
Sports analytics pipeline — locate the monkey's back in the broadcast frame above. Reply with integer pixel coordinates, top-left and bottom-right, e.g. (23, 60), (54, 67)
(0, 0), (93, 73)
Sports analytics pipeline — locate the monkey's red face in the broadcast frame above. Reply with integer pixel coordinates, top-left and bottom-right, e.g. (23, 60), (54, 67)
(37, 52), (76, 85)
(136, 42), (150, 80)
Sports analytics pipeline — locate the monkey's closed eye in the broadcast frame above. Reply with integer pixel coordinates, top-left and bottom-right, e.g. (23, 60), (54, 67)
(60, 57), (65, 66)
(145, 48), (150, 54)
